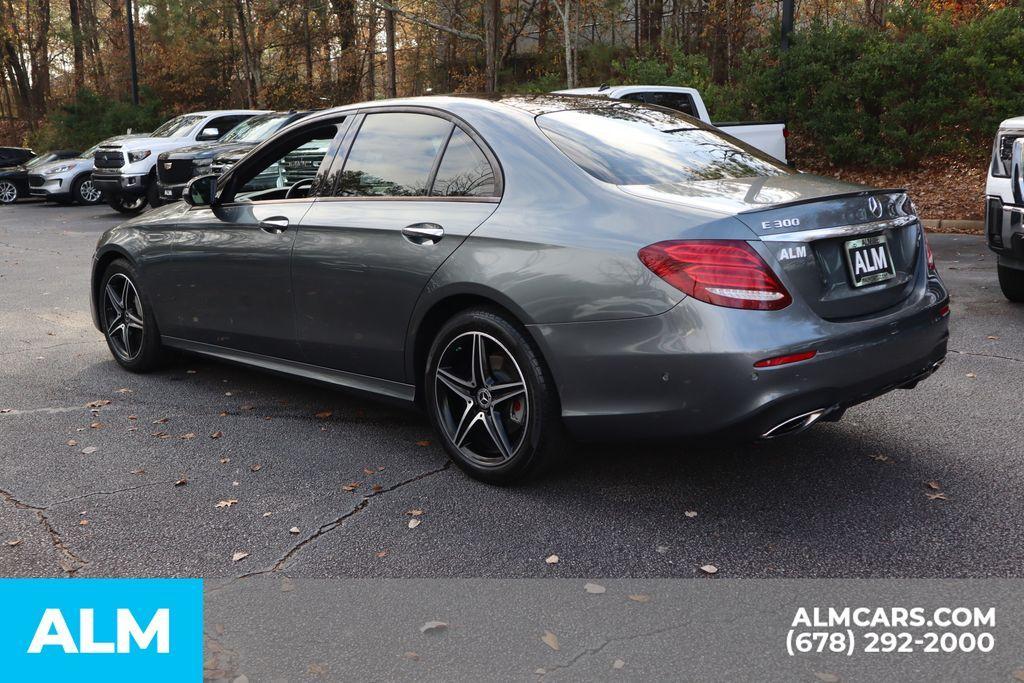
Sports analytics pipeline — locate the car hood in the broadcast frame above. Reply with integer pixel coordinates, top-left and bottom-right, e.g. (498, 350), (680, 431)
(99, 135), (193, 152)
(32, 156), (94, 175)
(163, 141), (257, 161)
(619, 173), (871, 216)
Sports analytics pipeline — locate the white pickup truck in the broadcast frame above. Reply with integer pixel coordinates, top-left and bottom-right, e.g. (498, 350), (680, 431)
(553, 85), (788, 163)
(985, 116), (1024, 302)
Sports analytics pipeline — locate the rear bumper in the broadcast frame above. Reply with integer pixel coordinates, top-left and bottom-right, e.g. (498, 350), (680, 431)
(985, 195), (1024, 268)
(92, 172), (148, 196)
(531, 276), (950, 442)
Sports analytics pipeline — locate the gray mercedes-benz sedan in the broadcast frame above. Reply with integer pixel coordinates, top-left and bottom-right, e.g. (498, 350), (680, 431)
(90, 95), (950, 483)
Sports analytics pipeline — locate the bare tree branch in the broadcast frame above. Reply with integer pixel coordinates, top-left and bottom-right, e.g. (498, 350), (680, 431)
(370, 0), (482, 42)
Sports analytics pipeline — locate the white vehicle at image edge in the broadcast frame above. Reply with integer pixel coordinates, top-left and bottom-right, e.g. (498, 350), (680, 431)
(985, 116), (1024, 301)
(553, 85), (788, 163)
(91, 109), (267, 214)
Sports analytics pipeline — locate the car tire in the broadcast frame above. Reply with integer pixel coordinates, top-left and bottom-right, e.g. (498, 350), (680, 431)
(998, 264), (1024, 303)
(106, 192), (148, 215)
(0, 179), (18, 204)
(98, 259), (166, 372)
(72, 174), (103, 205)
(424, 308), (566, 484)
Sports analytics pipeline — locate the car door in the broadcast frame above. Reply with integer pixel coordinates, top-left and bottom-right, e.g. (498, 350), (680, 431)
(151, 119), (348, 360)
(293, 109), (501, 382)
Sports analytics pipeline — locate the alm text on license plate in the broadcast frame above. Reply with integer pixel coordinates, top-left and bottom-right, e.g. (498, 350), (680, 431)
(844, 234), (896, 287)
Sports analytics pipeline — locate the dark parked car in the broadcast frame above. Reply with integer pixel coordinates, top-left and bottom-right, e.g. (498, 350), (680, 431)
(91, 95), (950, 483)
(0, 150), (80, 204)
(0, 147), (34, 169)
(155, 110), (312, 204)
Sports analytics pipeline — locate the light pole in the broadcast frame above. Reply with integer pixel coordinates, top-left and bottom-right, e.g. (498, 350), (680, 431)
(126, 0), (140, 105)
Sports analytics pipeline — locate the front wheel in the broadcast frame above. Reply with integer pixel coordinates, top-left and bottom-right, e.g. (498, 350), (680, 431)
(99, 259), (166, 372)
(998, 264), (1024, 303)
(105, 192), (147, 215)
(0, 180), (18, 204)
(73, 174), (103, 205)
(424, 308), (565, 484)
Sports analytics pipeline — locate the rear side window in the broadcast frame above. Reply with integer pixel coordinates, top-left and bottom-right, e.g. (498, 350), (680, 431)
(625, 91), (696, 117)
(537, 106), (791, 186)
(338, 113), (452, 197)
(431, 128), (496, 197)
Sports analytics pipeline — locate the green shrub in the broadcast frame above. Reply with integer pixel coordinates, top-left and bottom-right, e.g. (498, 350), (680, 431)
(29, 89), (166, 152)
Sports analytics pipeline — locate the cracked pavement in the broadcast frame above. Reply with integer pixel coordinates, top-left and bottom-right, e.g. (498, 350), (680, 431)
(1, 202), (1023, 581)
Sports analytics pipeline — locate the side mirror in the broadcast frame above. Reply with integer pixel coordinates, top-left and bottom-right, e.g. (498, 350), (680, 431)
(183, 174), (219, 207)
(197, 127), (220, 141)
(1012, 137), (1024, 205)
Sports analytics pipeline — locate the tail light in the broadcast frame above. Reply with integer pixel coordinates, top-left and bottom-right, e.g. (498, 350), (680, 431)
(638, 240), (792, 311)
(924, 233), (936, 272)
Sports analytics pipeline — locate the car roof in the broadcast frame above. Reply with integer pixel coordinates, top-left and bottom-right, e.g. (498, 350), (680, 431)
(554, 85), (701, 98)
(179, 109), (270, 117)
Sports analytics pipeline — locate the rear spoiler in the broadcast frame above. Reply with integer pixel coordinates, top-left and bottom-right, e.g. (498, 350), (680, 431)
(737, 187), (907, 215)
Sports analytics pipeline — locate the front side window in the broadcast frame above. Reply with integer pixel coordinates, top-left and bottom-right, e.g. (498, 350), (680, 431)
(152, 115), (204, 138)
(231, 124), (339, 199)
(431, 128), (496, 197)
(337, 113), (452, 197)
(537, 105), (792, 186)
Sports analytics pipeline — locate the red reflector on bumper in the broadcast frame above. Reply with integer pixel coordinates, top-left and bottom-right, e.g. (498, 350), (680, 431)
(939, 304), (950, 317)
(754, 350), (817, 368)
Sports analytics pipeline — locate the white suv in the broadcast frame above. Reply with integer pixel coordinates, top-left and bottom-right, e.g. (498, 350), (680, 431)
(92, 109), (266, 213)
(985, 116), (1024, 301)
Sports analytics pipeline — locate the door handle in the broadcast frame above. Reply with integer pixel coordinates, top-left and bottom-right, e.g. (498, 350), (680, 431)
(259, 216), (290, 233)
(401, 223), (444, 244)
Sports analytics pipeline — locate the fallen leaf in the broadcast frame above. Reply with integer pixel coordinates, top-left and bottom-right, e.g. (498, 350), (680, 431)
(315, 410), (333, 419)
(152, 417), (169, 424)
(926, 492), (949, 501)
(210, 431), (223, 439)
(612, 659), (625, 670)
(415, 439), (431, 447)
(419, 621), (448, 633)
(584, 582), (606, 594)
(174, 477), (188, 487)
(926, 481), (941, 490)
(987, 335), (1000, 340)
(868, 453), (891, 462)
(406, 509), (423, 516)
(262, 512), (272, 517)
(241, 404), (255, 411)
(151, 431), (167, 438)
(131, 469), (145, 475)
(180, 433), (196, 440)
(307, 663), (326, 676)
(81, 446), (98, 455)
(289, 527), (300, 534)
(249, 463), (262, 472)
(85, 400), (111, 408)
(371, 484), (382, 492)
(215, 499), (239, 508)
(814, 673), (841, 683)
(218, 411), (230, 417)
(6, 539), (22, 547)
(541, 630), (560, 651)
(0, 408), (12, 414)
(684, 510), (697, 518)
(363, 468), (376, 475)
(700, 564), (719, 575)
(342, 482), (360, 492)
(627, 594), (650, 603)
(966, 372), (977, 379)
(219, 458), (230, 464)
(1012, 669), (1024, 683)
(231, 551), (249, 562)
(407, 518), (421, 529)
(127, 415), (137, 420)
(66, 439), (78, 447)
(545, 554), (559, 564)
(224, 392), (233, 396)
(403, 651), (419, 661)
(376, 550), (388, 558)
(79, 520), (89, 526)
(89, 422), (103, 429)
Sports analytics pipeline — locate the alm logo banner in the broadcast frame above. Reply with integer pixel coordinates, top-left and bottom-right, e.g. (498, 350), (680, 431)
(0, 578), (202, 681)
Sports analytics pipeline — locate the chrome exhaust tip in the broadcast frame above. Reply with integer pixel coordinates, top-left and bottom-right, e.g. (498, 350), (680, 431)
(761, 407), (830, 439)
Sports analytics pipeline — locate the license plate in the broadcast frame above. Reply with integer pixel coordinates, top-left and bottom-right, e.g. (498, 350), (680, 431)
(844, 235), (896, 287)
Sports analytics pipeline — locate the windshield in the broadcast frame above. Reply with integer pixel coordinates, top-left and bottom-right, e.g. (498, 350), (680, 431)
(151, 114), (204, 138)
(221, 113), (293, 143)
(536, 105), (792, 186)
(79, 144), (100, 159)
(25, 153), (58, 169)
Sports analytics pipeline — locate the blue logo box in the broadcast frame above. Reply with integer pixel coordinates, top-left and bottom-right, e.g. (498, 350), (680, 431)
(0, 578), (203, 682)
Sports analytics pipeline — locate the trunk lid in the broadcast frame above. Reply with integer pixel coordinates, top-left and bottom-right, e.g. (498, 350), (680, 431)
(622, 175), (924, 320)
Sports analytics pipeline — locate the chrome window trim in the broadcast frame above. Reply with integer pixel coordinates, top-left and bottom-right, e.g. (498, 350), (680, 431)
(760, 216), (916, 243)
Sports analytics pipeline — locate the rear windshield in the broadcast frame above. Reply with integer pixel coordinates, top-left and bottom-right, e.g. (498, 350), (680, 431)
(536, 106), (792, 185)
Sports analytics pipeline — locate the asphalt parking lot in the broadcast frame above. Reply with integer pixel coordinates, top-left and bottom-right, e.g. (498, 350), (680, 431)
(1, 200), (1022, 581)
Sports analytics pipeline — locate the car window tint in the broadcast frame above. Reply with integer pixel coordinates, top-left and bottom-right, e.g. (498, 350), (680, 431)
(235, 125), (338, 198)
(430, 128), (496, 197)
(338, 113), (452, 197)
(207, 115), (251, 138)
(640, 92), (695, 117)
(537, 106), (792, 186)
